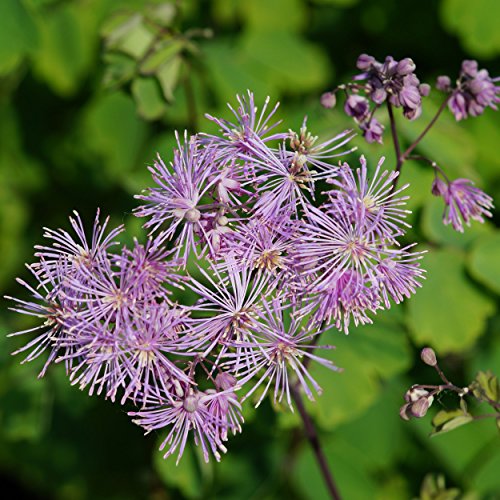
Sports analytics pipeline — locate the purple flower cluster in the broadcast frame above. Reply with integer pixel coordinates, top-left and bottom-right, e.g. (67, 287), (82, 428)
(7, 91), (424, 464)
(322, 54), (430, 143)
(437, 60), (500, 121)
(321, 55), (496, 234)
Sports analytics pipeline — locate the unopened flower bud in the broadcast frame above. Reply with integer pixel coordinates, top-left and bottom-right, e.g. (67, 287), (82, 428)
(419, 83), (431, 97)
(461, 59), (478, 78)
(421, 347), (437, 367)
(344, 94), (370, 120)
(183, 393), (200, 412)
(436, 75), (451, 91)
(361, 117), (384, 144)
(215, 372), (237, 391)
(405, 386), (430, 403)
(410, 397), (430, 418)
(371, 87), (387, 104)
(217, 215), (228, 226)
(397, 58), (416, 76)
(356, 54), (375, 71)
(320, 91), (336, 109)
(431, 177), (447, 197)
(184, 208), (201, 223)
(399, 403), (412, 421)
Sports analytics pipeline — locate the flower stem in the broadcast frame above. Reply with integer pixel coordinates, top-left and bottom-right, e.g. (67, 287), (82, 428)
(401, 95), (451, 161)
(388, 95), (451, 190)
(387, 102), (403, 190)
(290, 385), (342, 500)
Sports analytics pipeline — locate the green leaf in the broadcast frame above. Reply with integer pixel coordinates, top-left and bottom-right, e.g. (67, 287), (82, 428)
(240, 0), (306, 33)
(441, 0), (500, 57)
(102, 52), (137, 88)
(82, 91), (148, 180)
(412, 415), (498, 478)
(470, 448), (500, 495)
(145, 2), (177, 27)
(422, 196), (493, 250)
(432, 409), (465, 429)
(312, 321), (411, 429)
(397, 160), (435, 215)
(468, 232), (500, 294)
(431, 411), (473, 436)
(154, 439), (206, 498)
(241, 31), (330, 93)
(463, 113), (500, 185)
(399, 97), (477, 177)
(468, 328), (500, 386)
(131, 77), (167, 120)
(156, 56), (183, 102)
(203, 41), (275, 101)
(471, 370), (499, 403)
(407, 249), (495, 353)
(32, 1), (104, 96)
(103, 13), (155, 60)
(333, 378), (409, 471)
(140, 38), (186, 74)
(0, 0), (38, 75)
(295, 436), (377, 500)
(312, 0), (359, 5)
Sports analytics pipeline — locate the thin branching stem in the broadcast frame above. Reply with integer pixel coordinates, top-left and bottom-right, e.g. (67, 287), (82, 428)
(290, 385), (342, 500)
(387, 102), (404, 191)
(401, 95), (451, 161)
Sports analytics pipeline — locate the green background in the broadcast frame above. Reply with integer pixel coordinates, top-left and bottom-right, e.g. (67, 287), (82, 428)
(1, 0), (499, 499)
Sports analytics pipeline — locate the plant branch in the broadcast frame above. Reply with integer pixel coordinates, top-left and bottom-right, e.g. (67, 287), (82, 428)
(290, 385), (342, 500)
(401, 95), (450, 161)
(387, 101), (403, 190)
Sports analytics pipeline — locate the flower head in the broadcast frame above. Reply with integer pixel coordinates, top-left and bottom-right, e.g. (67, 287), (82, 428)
(223, 298), (340, 410)
(203, 91), (287, 157)
(440, 60), (500, 121)
(325, 155), (411, 242)
(130, 383), (242, 464)
(434, 178), (494, 232)
(134, 133), (220, 263)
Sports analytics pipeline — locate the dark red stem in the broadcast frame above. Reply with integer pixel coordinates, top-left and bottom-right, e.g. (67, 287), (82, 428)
(291, 385), (342, 500)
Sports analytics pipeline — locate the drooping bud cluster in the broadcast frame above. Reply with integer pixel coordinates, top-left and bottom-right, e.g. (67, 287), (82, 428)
(321, 54), (495, 235)
(321, 54), (430, 143)
(436, 60), (500, 121)
(400, 386), (434, 420)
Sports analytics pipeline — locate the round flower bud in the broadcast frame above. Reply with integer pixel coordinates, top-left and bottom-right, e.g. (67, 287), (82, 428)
(217, 215), (229, 226)
(371, 87), (387, 105)
(419, 83), (431, 97)
(215, 372), (237, 391)
(421, 347), (437, 367)
(410, 397), (430, 418)
(397, 58), (416, 76)
(436, 75), (451, 91)
(184, 208), (201, 223)
(320, 91), (337, 109)
(344, 94), (370, 120)
(461, 59), (478, 78)
(356, 53), (375, 71)
(405, 386), (430, 403)
(183, 393), (200, 413)
(431, 177), (447, 197)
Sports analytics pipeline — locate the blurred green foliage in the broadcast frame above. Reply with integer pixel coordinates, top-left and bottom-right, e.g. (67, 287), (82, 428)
(0, 0), (499, 499)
